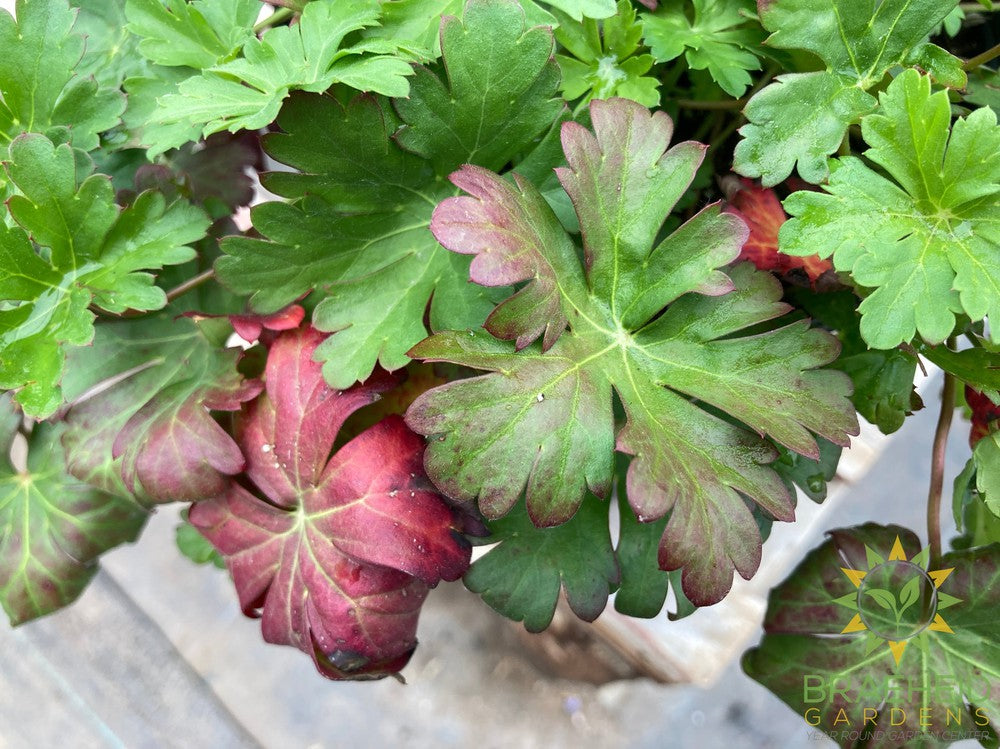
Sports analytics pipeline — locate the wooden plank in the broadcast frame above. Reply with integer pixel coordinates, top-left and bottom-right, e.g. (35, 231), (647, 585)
(0, 572), (260, 749)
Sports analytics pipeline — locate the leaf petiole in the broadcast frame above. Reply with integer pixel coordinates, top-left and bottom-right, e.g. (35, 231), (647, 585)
(253, 7), (294, 34)
(963, 41), (1000, 71)
(927, 339), (957, 565)
(165, 268), (216, 303)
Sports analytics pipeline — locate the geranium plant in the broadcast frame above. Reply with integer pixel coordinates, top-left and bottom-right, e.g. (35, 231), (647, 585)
(0, 0), (998, 743)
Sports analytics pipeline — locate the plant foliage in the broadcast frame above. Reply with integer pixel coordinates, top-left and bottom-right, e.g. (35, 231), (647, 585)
(0, 0), (996, 711)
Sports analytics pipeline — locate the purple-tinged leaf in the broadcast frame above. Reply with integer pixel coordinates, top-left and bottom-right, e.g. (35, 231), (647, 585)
(0, 414), (147, 626)
(62, 315), (261, 504)
(191, 326), (471, 680)
(409, 97), (858, 606)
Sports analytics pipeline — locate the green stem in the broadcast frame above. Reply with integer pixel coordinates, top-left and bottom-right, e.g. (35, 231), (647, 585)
(838, 130), (851, 157)
(165, 268), (216, 302)
(659, 59), (687, 92)
(960, 1), (997, 11)
(927, 344), (956, 565)
(676, 97), (746, 111)
(254, 6), (294, 34)
(747, 66), (778, 99)
(691, 111), (721, 144)
(707, 116), (742, 153)
(963, 41), (1000, 71)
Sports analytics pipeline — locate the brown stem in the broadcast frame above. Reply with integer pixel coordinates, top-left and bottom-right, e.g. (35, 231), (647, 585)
(165, 268), (216, 303)
(963, 41), (1000, 71)
(927, 346), (956, 565)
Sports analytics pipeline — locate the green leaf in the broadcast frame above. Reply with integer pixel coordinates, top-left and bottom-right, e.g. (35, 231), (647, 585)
(60, 315), (261, 504)
(546, 0), (616, 19)
(125, 0), (258, 69)
(72, 0), (150, 88)
(464, 493), (619, 631)
(835, 350), (920, 434)
(218, 0), (560, 389)
(554, 0), (660, 107)
(122, 66), (203, 155)
(0, 419), (147, 626)
(371, 0), (613, 54)
(953, 458), (1000, 548)
(392, 0), (563, 175)
(934, 5), (964, 37)
(736, 72), (876, 186)
(780, 71), (1000, 349)
(974, 431), (1000, 518)
(922, 343), (1000, 395)
(614, 484), (670, 618)
(0, 0), (125, 152)
(784, 287), (922, 435)
(642, 0), (764, 98)
(145, 0), (414, 151)
(966, 67), (1000, 118)
(175, 508), (225, 568)
(744, 524), (1000, 745)
(0, 135), (209, 417)
(772, 437), (842, 502)
(407, 98), (858, 605)
(734, 0), (964, 185)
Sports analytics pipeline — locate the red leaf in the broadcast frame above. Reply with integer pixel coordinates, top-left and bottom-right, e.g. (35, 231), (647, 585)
(724, 178), (833, 284)
(230, 304), (306, 343)
(967, 385), (1000, 447)
(190, 326), (470, 680)
(111, 374), (261, 501)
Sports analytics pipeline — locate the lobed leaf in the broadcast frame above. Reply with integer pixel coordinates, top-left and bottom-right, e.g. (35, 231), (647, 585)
(124, 0), (258, 69)
(642, 0), (764, 98)
(0, 0), (125, 155)
(0, 135), (209, 417)
(0, 411), (147, 626)
(140, 0), (415, 152)
(371, 0), (614, 54)
(734, 0), (964, 185)
(60, 315), (261, 504)
(217, 0), (561, 389)
(408, 97), (858, 605)
(464, 493), (619, 631)
(780, 71), (1000, 349)
(190, 326), (470, 680)
(554, 0), (660, 107)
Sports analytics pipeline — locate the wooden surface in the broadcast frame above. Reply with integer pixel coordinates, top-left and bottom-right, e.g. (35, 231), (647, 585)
(0, 572), (258, 749)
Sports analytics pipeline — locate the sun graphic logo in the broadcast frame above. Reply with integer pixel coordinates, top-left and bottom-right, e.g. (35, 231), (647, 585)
(834, 536), (961, 666)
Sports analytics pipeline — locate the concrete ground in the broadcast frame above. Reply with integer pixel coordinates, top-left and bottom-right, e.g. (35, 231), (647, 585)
(0, 373), (984, 749)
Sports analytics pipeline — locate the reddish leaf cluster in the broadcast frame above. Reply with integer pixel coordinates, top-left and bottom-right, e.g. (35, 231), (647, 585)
(967, 385), (1000, 447)
(113, 372), (261, 501)
(229, 303), (306, 344)
(723, 177), (833, 285)
(190, 326), (470, 680)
